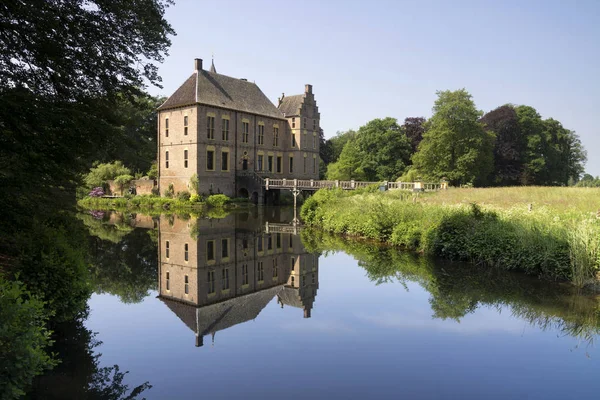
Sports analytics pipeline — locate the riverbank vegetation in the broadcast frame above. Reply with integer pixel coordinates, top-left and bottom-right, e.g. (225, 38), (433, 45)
(301, 187), (600, 286)
(321, 90), (587, 187)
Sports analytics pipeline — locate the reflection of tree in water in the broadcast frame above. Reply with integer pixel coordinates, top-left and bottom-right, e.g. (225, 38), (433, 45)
(301, 229), (600, 348)
(87, 223), (158, 304)
(27, 317), (151, 399)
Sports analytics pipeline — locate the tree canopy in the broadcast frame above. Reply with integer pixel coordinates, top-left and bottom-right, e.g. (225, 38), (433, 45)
(412, 89), (495, 186)
(326, 118), (412, 182)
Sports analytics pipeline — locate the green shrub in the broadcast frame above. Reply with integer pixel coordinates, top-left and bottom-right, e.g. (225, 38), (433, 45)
(0, 277), (57, 400)
(163, 183), (175, 198)
(206, 194), (230, 208)
(177, 190), (191, 202)
(190, 194), (202, 203)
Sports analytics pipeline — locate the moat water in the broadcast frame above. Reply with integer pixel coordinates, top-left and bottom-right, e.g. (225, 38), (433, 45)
(31, 207), (600, 399)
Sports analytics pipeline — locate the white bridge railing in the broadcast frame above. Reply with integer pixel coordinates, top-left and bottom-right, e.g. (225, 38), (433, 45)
(263, 178), (447, 192)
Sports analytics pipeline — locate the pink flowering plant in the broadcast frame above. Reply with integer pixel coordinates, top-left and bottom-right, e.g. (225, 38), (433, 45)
(89, 187), (105, 197)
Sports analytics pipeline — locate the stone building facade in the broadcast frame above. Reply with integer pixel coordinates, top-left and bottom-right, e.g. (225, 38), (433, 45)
(157, 58), (321, 202)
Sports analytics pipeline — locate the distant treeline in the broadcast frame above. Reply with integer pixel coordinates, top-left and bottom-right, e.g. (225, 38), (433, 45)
(320, 89), (587, 187)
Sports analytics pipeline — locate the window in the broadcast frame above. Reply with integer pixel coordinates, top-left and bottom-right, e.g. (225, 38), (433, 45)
(165, 241), (170, 258)
(276, 233), (281, 249)
(207, 116), (215, 139)
(276, 156), (282, 173)
(242, 264), (249, 285)
(166, 271), (170, 291)
(258, 261), (264, 281)
(303, 156), (307, 173)
(313, 135), (316, 149)
(184, 115), (188, 136)
(292, 117), (295, 128)
(289, 156), (294, 173)
(242, 121), (249, 143)
(291, 276), (295, 287)
(303, 117), (306, 128)
(184, 275), (189, 294)
(273, 259), (278, 278)
(165, 151), (169, 169)
(273, 127), (279, 146)
(208, 271), (215, 294)
(222, 268), (230, 290)
(184, 149), (188, 168)
(313, 157), (316, 173)
(184, 243), (189, 261)
(268, 156), (273, 173)
(242, 239), (248, 249)
(257, 236), (263, 252)
(291, 257), (295, 271)
(267, 234), (272, 250)
(257, 155), (263, 171)
(292, 133), (297, 147)
(221, 150), (229, 171)
(207, 150), (214, 171)
(207, 240), (215, 261)
(289, 235), (293, 248)
(312, 273), (315, 284)
(313, 119), (316, 130)
(222, 118), (229, 141)
(221, 238), (229, 259)
(165, 118), (169, 137)
(258, 124), (264, 145)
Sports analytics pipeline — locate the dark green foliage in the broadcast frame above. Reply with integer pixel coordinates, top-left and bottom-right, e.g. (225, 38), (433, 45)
(177, 191), (191, 202)
(575, 174), (600, 187)
(480, 105), (524, 186)
(27, 318), (151, 399)
(88, 227), (158, 304)
(412, 89), (495, 186)
(327, 118), (412, 181)
(326, 130), (357, 164)
(0, 277), (57, 400)
(402, 117), (426, 153)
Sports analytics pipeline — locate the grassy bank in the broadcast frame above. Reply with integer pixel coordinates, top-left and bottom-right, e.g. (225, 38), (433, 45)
(300, 187), (600, 285)
(78, 194), (242, 214)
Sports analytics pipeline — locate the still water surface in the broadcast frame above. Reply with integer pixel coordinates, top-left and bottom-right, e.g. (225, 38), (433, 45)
(40, 208), (600, 399)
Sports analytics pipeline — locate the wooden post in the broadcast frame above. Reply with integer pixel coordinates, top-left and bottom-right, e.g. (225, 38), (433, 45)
(335, 180), (339, 188)
(351, 180), (355, 189)
(265, 177), (269, 190)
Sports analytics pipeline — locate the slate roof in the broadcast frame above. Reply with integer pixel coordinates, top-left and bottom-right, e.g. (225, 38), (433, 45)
(159, 285), (284, 336)
(277, 94), (304, 117)
(158, 70), (285, 120)
(277, 286), (304, 308)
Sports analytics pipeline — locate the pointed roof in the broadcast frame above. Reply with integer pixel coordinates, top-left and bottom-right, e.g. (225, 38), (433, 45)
(277, 94), (304, 117)
(158, 69), (285, 120)
(210, 59), (217, 73)
(159, 285), (284, 337)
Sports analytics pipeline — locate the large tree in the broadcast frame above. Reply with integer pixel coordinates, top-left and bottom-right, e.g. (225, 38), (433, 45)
(326, 118), (412, 181)
(412, 89), (495, 186)
(402, 117), (426, 154)
(480, 105), (524, 186)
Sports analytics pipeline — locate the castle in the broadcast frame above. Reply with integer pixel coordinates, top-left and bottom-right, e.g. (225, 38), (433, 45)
(157, 58), (320, 202)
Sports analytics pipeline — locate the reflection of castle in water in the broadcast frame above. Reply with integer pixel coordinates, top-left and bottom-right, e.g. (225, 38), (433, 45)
(158, 210), (319, 347)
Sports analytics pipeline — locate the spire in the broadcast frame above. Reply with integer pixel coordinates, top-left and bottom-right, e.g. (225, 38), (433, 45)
(210, 56), (217, 73)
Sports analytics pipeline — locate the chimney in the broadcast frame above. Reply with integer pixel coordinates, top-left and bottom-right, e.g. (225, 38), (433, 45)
(194, 58), (203, 71)
(304, 308), (311, 318)
(195, 334), (203, 347)
(305, 84), (312, 94)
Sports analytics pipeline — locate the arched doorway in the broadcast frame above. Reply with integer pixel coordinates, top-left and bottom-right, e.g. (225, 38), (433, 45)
(238, 187), (249, 199)
(242, 159), (248, 170)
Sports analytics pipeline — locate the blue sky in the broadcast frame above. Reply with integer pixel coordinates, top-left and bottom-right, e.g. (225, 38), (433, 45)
(149, 0), (600, 176)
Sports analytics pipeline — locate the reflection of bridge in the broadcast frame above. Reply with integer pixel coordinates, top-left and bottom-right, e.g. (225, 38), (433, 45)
(265, 221), (302, 235)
